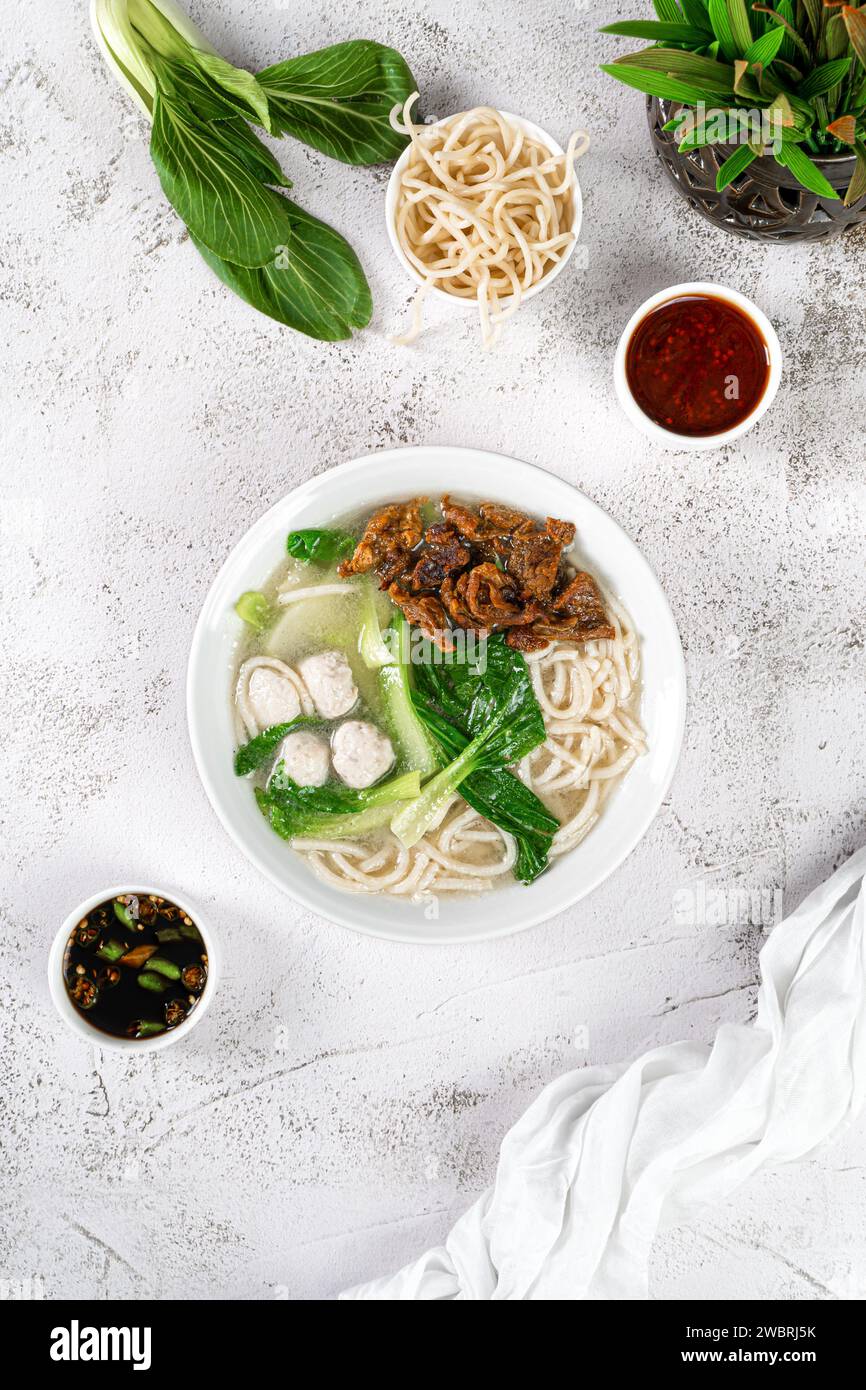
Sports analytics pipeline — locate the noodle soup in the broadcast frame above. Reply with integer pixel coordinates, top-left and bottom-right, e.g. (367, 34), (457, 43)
(231, 497), (645, 899)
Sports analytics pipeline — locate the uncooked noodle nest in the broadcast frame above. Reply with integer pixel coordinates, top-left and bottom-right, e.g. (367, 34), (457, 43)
(295, 589), (645, 897)
(390, 94), (589, 349)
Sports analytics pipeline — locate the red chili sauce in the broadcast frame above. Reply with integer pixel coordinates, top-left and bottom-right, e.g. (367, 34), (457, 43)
(625, 294), (770, 437)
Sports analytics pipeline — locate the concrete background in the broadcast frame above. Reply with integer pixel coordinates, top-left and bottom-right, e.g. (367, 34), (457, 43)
(2, 0), (865, 1300)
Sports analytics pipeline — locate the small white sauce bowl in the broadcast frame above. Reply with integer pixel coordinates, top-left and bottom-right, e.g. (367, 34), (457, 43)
(613, 281), (782, 451)
(385, 110), (584, 310)
(48, 884), (219, 1053)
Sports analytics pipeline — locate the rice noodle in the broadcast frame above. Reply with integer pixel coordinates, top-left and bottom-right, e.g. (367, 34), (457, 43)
(276, 584), (354, 605)
(293, 600), (646, 898)
(390, 95), (589, 349)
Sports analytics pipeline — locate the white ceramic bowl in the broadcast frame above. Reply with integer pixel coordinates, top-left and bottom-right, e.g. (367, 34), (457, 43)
(187, 446), (686, 945)
(385, 111), (583, 309)
(48, 885), (219, 1053)
(613, 281), (782, 451)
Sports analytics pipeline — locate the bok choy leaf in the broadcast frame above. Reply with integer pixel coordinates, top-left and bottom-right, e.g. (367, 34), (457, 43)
(257, 768), (421, 841)
(390, 634), (549, 852)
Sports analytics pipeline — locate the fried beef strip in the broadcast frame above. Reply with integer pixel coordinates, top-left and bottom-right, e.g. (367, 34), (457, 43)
(441, 574), (486, 634)
(477, 502), (536, 536)
(441, 497), (528, 559)
(388, 585), (455, 652)
(546, 516), (576, 546)
(338, 499), (424, 582)
(532, 570), (615, 642)
(508, 532), (563, 601)
(463, 563), (533, 628)
(409, 524), (470, 591)
(505, 627), (551, 653)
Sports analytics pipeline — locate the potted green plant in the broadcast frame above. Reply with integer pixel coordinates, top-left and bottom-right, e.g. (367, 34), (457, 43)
(601, 1), (866, 241)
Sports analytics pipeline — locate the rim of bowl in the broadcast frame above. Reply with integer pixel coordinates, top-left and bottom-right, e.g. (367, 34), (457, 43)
(613, 281), (783, 452)
(385, 110), (584, 309)
(47, 884), (219, 1053)
(186, 445), (687, 945)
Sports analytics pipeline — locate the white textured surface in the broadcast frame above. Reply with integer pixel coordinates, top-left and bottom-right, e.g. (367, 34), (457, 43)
(2, 0), (865, 1301)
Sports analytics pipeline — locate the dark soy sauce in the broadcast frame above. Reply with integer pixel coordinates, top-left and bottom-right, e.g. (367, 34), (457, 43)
(625, 294), (770, 437)
(63, 894), (207, 1040)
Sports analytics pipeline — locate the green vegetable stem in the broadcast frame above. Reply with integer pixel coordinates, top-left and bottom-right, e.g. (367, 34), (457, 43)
(234, 591), (275, 631)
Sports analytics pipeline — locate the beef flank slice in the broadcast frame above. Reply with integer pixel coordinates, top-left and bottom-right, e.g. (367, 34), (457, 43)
(337, 499), (424, 581)
(531, 570), (615, 641)
(441, 573), (485, 633)
(508, 531), (563, 601)
(463, 563), (534, 628)
(409, 524), (470, 591)
(388, 585), (454, 652)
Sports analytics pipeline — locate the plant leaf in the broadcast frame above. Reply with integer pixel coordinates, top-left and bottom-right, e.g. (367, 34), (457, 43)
(258, 40), (416, 164)
(825, 11), (851, 60)
(600, 62), (723, 104)
(844, 139), (866, 204)
(150, 94), (292, 266)
(412, 698), (557, 885)
(600, 20), (713, 42)
(751, 4), (813, 61)
(653, 0), (687, 20)
(612, 47), (740, 91)
(681, 0), (714, 26)
(285, 529), (356, 564)
(744, 25), (786, 63)
(725, 0), (753, 50)
(826, 113), (857, 142)
(190, 198), (373, 341)
(799, 56), (853, 95)
(215, 119), (292, 187)
(843, 6), (866, 71)
(708, 0), (738, 58)
(191, 48), (271, 130)
(801, 0), (823, 38)
(766, 90), (797, 126)
(147, 50), (250, 124)
(716, 143), (759, 185)
(774, 140), (841, 196)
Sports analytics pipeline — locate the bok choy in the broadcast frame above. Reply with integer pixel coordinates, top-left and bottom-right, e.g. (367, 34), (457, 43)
(359, 604), (439, 778)
(256, 768), (421, 841)
(391, 634), (558, 880)
(90, 0), (416, 339)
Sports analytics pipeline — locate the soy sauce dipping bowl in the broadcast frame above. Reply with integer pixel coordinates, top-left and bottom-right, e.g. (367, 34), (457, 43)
(613, 281), (782, 452)
(48, 885), (219, 1053)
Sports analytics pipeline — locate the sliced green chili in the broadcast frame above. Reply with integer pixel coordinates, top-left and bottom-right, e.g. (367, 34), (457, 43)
(129, 1019), (166, 1037)
(155, 926), (183, 944)
(96, 938), (126, 963)
(145, 955), (182, 981)
(137, 971), (169, 993)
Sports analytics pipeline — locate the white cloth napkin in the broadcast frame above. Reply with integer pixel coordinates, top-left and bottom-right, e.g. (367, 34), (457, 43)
(342, 846), (866, 1299)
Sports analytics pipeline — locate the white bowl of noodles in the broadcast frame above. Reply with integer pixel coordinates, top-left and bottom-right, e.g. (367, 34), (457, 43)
(385, 102), (586, 347)
(187, 446), (686, 945)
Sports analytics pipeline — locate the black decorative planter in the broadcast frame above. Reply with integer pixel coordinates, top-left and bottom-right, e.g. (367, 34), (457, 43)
(648, 97), (866, 243)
